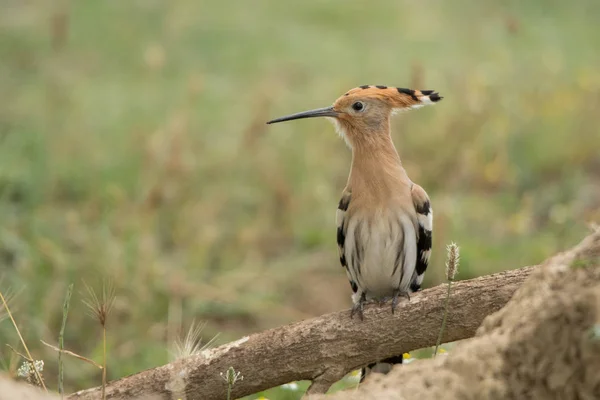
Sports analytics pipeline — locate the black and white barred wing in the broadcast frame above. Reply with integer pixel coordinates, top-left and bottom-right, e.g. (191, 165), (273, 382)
(410, 184), (432, 292)
(336, 190), (359, 293)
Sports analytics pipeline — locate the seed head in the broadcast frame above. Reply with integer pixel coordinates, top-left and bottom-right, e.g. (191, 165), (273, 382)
(445, 242), (460, 281)
(170, 321), (220, 361)
(220, 366), (243, 386)
(82, 280), (115, 327)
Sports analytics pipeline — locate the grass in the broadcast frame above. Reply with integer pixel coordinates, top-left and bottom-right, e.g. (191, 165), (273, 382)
(59, 283), (74, 398)
(1, 1), (599, 398)
(169, 320), (219, 361)
(82, 281), (115, 400)
(0, 289), (46, 390)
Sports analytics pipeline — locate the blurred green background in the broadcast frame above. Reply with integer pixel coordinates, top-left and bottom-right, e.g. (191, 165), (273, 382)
(1, 0), (599, 398)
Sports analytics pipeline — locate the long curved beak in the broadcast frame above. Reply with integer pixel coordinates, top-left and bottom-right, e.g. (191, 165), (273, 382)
(266, 106), (338, 124)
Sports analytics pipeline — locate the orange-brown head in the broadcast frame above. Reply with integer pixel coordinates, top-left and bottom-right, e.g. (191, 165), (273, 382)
(267, 85), (442, 148)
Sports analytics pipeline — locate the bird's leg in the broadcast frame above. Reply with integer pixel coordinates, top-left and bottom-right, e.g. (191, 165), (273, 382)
(391, 290), (411, 314)
(351, 292), (367, 320)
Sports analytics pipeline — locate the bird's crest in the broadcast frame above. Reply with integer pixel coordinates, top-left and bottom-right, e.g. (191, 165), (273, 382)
(338, 85), (442, 111)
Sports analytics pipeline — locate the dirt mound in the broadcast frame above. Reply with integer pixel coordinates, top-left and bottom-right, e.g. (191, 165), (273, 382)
(0, 374), (58, 400)
(313, 230), (600, 400)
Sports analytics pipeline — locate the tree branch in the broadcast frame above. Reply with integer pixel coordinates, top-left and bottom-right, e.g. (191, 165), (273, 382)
(68, 265), (534, 400)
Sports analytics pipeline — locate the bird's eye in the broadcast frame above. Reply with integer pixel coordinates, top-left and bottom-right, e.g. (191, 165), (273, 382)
(352, 101), (364, 112)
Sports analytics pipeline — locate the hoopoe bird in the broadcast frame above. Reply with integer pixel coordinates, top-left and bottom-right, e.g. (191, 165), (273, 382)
(267, 85), (441, 381)
(267, 85), (441, 319)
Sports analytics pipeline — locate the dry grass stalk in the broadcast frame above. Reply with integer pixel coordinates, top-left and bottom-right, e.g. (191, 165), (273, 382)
(40, 340), (103, 370)
(82, 281), (115, 400)
(0, 289), (47, 391)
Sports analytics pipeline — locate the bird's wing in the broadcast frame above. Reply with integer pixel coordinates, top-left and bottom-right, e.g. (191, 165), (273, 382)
(410, 184), (433, 291)
(336, 190), (359, 293)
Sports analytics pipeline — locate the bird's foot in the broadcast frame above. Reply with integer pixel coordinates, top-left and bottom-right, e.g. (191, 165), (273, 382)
(377, 297), (389, 306)
(391, 290), (410, 314)
(350, 293), (367, 321)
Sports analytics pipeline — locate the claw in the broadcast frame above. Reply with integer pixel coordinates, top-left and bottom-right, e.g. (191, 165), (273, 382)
(350, 293), (367, 320)
(350, 302), (364, 320)
(391, 291), (411, 314)
(391, 294), (399, 314)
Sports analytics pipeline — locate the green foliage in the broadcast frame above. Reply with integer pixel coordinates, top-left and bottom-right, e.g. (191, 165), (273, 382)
(1, 1), (599, 398)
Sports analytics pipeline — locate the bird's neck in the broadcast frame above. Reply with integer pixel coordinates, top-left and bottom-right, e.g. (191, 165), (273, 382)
(348, 134), (410, 195)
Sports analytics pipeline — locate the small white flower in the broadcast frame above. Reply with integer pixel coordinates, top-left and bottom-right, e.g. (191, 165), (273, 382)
(34, 360), (44, 372)
(17, 363), (31, 378)
(17, 360), (44, 382)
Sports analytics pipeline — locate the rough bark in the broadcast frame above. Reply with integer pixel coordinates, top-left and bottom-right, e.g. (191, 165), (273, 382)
(68, 266), (535, 400)
(310, 229), (600, 400)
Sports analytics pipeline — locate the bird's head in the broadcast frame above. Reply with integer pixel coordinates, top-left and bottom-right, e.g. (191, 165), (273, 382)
(267, 85), (442, 148)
